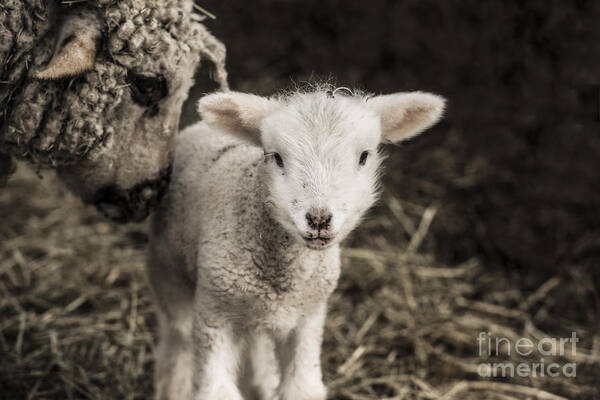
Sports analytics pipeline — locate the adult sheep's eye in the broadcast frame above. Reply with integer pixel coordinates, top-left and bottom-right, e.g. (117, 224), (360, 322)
(273, 152), (284, 168)
(127, 72), (168, 107)
(359, 150), (369, 166)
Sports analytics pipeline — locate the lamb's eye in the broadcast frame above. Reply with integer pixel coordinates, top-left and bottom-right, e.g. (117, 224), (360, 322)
(359, 150), (369, 166)
(273, 152), (284, 168)
(127, 72), (168, 107)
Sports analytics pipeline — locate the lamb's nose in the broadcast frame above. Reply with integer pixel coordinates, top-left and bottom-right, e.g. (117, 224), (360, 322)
(306, 208), (333, 230)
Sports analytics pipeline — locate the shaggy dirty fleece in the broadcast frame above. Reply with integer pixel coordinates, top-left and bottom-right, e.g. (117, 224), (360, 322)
(0, 165), (598, 399)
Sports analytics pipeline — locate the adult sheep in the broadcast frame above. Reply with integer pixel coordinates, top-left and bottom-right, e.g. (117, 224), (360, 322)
(0, 0), (228, 222)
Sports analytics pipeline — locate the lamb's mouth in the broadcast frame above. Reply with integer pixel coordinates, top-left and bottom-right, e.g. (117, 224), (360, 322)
(93, 165), (172, 223)
(303, 235), (335, 248)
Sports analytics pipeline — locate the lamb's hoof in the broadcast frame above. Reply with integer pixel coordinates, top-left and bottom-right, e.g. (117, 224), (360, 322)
(278, 382), (326, 400)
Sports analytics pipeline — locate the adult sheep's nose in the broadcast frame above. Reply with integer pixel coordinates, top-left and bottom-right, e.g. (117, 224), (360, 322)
(306, 208), (333, 231)
(93, 184), (156, 223)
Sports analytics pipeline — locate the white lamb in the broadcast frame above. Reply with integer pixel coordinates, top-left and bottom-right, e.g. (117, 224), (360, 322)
(146, 86), (446, 400)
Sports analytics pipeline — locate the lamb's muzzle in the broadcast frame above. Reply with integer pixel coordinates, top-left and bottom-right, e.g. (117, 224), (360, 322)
(305, 208), (333, 230)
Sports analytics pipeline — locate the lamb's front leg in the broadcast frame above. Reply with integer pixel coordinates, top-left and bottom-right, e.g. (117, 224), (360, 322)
(275, 302), (327, 400)
(191, 303), (244, 400)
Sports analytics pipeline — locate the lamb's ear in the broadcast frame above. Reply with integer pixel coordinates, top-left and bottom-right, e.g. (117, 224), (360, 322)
(34, 12), (102, 80)
(198, 92), (276, 146)
(368, 92), (446, 143)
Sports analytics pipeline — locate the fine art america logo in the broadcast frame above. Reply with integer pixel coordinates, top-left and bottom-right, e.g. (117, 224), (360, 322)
(477, 331), (578, 378)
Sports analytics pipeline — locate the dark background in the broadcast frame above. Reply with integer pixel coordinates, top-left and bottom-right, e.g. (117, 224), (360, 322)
(185, 0), (600, 290)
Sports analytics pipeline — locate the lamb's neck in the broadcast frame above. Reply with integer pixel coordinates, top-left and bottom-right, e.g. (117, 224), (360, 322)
(247, 176), (323, 286)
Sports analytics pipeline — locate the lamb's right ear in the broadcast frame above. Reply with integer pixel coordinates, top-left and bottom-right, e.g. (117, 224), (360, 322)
(34, 11), (102, 80)
(368, 92), (446, 143)
(198, 92), (276, 146)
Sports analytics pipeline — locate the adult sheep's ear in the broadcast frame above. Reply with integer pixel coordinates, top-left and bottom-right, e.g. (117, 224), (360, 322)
(33, 11), (102, 80)
(368, 92), (446, 143)
(198, 91), (276, 146)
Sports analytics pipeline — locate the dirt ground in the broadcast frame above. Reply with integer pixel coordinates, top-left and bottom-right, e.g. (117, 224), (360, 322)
(1, 1), (600, 399)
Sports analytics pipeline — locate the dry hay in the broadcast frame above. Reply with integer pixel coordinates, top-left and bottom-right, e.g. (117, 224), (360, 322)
(0, 165), (598, 399)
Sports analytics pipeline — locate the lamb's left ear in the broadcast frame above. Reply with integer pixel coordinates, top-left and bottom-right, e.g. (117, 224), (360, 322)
(368, 92), (446, 143)
(198, 91), (277, 146)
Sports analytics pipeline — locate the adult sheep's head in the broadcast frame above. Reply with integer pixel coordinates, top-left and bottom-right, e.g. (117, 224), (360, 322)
(0, 1), (227, 222)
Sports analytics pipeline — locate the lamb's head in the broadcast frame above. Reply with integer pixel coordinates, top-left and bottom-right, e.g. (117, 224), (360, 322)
(0, 2), (227, 222)
(199, 88), (445, 249)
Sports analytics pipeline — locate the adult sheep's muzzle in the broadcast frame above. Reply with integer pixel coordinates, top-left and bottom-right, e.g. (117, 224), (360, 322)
(92, 165), (172, 223)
